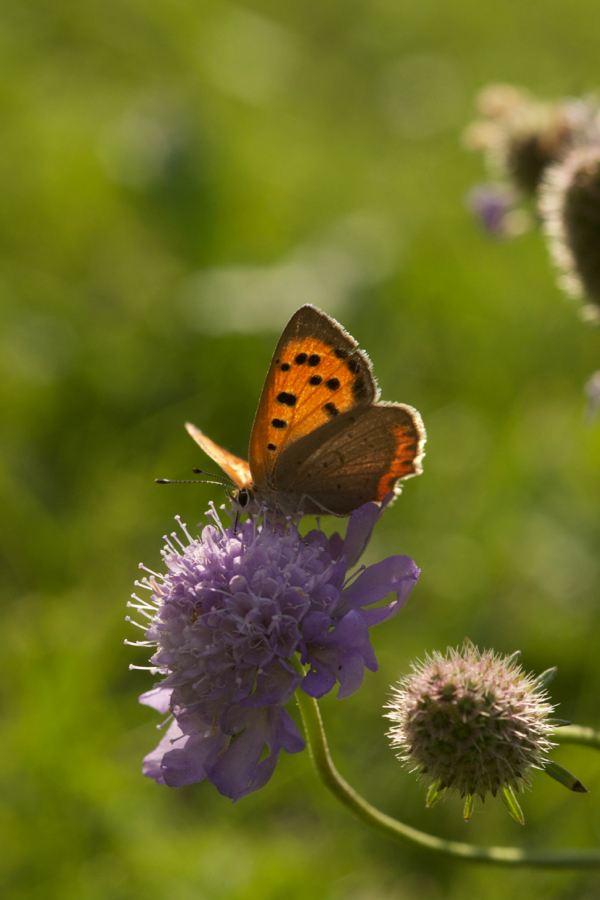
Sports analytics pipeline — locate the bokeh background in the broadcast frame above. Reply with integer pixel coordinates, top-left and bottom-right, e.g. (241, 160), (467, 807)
(3, 0), (600, 897)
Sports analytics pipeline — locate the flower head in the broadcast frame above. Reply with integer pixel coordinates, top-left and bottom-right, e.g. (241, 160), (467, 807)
(540, 145), (600, 317)
(385, 643), (556, 820)
(464, 84), (598, 196)
(131, 500), (420, 800)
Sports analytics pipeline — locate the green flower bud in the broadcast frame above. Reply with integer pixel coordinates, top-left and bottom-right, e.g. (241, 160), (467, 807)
(385, 643), (556, 821)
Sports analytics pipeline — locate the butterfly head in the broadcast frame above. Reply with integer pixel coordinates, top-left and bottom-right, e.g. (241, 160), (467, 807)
(229, 484), (266, 517)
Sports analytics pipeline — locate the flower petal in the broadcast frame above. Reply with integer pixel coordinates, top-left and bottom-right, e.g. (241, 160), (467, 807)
(342, 501), (384, 569)
(301, 611), (331, 642)
(139, 686), (173, 714)
(209, 706), (304, 800)
(336, 650), (367, 699)
(327, 531), (345, 560)
(304, 610), (378, 698)
(301, 659), (337, 698)
(161, 729), (229, 788)
(342, 556), (420, 617)
(241, 661), (301, 708)
(142, 720), (182, 784)
(143, 719), (230, 788)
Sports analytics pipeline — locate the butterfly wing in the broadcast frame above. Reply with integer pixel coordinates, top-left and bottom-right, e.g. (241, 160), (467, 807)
(185, 422), (252, 490)
(248, 305), (377, 490)
(272, 403), (425, 516)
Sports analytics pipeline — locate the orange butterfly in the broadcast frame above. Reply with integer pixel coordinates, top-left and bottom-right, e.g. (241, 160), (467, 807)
(185, 305), (426, 517)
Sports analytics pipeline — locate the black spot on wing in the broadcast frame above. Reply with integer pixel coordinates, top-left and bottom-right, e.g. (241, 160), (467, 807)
(324, 402), (339, 417)
(295, 353), (307, 365)
(325, 378), (340, 391)
(334, 348), (348, 359)
(309, 375), (322, 386)
(280, 362), (291, 372)
(272, 418), (288, 429)
(347, 357), (360, 374)
(267, 443), (276, 451)
(308, 354), (321, 366)
(277, 392), (297, 406)
(351, 375), (369, 402)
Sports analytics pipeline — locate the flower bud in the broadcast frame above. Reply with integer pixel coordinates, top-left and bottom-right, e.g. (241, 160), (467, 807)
(385, 643), (556, 821)
(465, 83), (598, 196)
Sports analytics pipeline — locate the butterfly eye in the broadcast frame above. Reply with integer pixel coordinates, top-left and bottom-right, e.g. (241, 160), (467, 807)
(237, 490), (249, 508)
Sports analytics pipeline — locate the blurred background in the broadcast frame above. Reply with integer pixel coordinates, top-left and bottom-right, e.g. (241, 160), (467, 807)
(3, 0), (600, 897)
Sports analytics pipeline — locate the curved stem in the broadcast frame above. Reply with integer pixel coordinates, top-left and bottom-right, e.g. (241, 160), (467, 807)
(295, 691), (600, 868)
(554, 725), (600, 750)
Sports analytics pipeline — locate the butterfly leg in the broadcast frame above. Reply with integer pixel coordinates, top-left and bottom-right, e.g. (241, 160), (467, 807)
(297, 492), (341, 518)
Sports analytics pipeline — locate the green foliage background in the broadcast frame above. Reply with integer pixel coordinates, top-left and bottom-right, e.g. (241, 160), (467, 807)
(3, 0), (600, 897)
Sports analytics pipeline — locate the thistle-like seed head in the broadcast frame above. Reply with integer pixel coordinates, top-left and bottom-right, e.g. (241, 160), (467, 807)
(540, 145), (600, 315)
(465, 83), (599, 195)
(385, 644), (556, 808)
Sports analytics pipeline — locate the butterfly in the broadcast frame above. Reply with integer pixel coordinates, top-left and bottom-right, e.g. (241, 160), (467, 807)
(184, 304), (425, 517)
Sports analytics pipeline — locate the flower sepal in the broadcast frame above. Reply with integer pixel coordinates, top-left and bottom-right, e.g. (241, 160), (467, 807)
(543, 760), (588, 794)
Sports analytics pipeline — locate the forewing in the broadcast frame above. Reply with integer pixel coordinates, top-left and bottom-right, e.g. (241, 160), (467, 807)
(273, 404), (426, 516)
(185, 422), (251, 490)
(249, 305), (377, 488)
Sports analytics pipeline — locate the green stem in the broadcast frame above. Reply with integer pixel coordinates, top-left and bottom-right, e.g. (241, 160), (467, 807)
(554, 725), (600, 750)
(294, 691), (600, 868)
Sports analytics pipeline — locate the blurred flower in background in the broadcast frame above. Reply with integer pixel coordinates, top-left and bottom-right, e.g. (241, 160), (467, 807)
(465, 183), (530, 238)
(540, 145), (600, 320)
(465, 82), (600, 338)
(464, 84), (599, 196)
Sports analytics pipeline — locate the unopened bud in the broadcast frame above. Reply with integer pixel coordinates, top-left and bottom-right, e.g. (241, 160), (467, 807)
(385, 643), (556, 821)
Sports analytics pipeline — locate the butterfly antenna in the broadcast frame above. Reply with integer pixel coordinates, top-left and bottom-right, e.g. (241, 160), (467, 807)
(155, 478), (230, 487)
(192, 468), (237, 488)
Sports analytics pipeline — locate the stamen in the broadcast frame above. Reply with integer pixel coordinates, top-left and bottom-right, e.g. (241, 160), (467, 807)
(125, 616), (150, 630)
(134, 580), (153, 592)
(139, 563), (162, 577)
(162, 536), (178, 554)
(170, 530), (188, 552)
(127, 604), (155, 620)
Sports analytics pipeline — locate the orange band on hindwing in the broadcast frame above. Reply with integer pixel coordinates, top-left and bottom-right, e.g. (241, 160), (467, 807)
(376, 420), (422, 500)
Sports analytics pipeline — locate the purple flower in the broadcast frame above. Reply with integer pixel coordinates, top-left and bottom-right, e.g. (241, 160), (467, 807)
(466, 183), (528, 238)
(130, 500), (420, 801)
